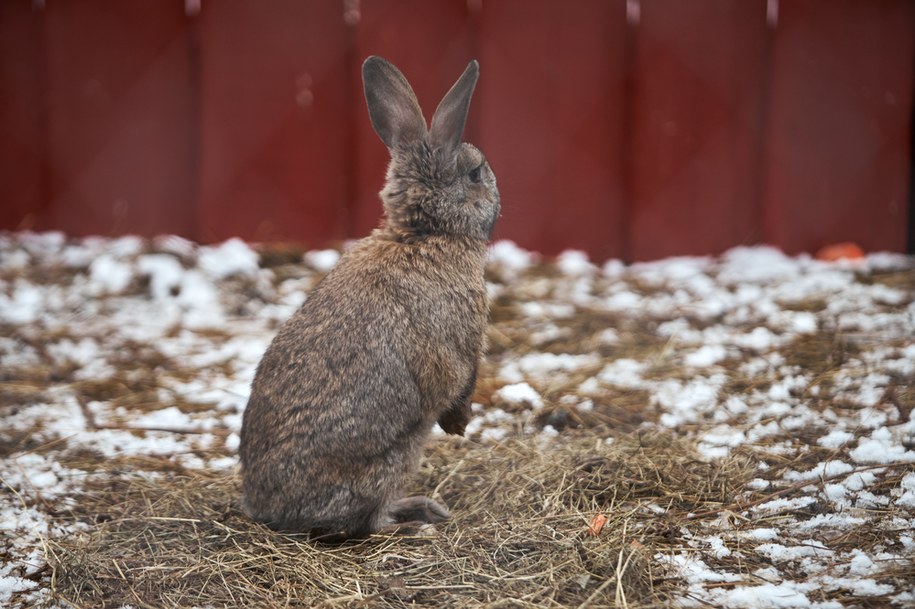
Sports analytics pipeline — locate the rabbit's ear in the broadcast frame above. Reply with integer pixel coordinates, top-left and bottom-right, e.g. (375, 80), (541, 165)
(429, 60), (479, 159)
(363, 56), (426, 149)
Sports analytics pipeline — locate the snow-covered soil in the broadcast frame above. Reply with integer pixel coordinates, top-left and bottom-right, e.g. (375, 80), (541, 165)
(1, 232), (914, 608)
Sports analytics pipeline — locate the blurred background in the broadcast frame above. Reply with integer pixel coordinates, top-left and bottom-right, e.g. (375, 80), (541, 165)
(1, 0), (913, 262)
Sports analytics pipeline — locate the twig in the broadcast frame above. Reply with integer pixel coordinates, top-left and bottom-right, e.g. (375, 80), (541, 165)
(75, 392), (229, 436)
(687, 462), (899, 520)
(615, 521), (633, 609)
(576, 572), (616, 609)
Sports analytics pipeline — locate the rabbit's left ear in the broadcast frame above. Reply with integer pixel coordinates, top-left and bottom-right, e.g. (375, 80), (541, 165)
(363, 56), (426, 149)
(429, 60), (479, 159)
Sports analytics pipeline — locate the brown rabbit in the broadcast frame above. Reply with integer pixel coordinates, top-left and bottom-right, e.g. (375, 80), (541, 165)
(239, 56), (499, 539)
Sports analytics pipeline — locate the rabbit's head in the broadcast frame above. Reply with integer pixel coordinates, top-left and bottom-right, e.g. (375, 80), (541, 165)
(363, 56), (500, 242)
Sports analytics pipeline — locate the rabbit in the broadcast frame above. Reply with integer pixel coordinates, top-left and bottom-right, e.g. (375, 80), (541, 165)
(239, 56), (499, 540)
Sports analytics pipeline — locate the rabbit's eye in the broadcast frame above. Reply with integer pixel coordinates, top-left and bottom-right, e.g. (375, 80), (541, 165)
(468, 164), (483, 184)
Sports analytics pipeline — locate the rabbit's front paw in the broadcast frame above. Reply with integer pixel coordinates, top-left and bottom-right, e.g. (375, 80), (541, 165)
(437, 402), (471, 436)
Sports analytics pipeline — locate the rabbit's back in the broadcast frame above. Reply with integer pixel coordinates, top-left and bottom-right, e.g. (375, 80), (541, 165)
(239, 236), (487, 533)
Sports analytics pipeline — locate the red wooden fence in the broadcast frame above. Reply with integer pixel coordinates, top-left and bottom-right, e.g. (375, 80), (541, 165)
(1, 0), (912, 261)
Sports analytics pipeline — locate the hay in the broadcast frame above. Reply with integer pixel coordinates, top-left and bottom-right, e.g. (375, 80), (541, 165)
(46, 433), (758, 608)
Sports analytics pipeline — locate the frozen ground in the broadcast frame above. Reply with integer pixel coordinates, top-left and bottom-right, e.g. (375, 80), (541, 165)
(1, 232), (913, 608)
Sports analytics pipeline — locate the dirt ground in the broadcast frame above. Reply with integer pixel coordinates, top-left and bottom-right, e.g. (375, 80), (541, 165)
(1, 233), (914, 608)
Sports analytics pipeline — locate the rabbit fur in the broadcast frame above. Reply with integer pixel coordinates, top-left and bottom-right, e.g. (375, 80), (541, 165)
(239, 56), (500, 539)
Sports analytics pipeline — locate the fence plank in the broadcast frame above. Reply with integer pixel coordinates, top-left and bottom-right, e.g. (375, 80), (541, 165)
(43, 0), (195, 237)
(628, 0), (769, 261)
(0, 2), (45, 232)
(197, 0), (349, 245)
(477, 0), (629, 260)
(350, 0), (473, 238)
(762, 0), (915, 254)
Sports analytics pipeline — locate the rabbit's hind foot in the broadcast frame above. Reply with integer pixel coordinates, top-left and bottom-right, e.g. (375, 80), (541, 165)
(390, 495), (451, 524)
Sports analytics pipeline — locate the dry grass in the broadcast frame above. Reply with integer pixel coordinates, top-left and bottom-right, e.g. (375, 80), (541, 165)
(45, 433), (759, 609)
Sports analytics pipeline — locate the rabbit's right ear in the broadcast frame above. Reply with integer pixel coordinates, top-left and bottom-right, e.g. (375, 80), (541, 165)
(363, 56), (426, 149)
